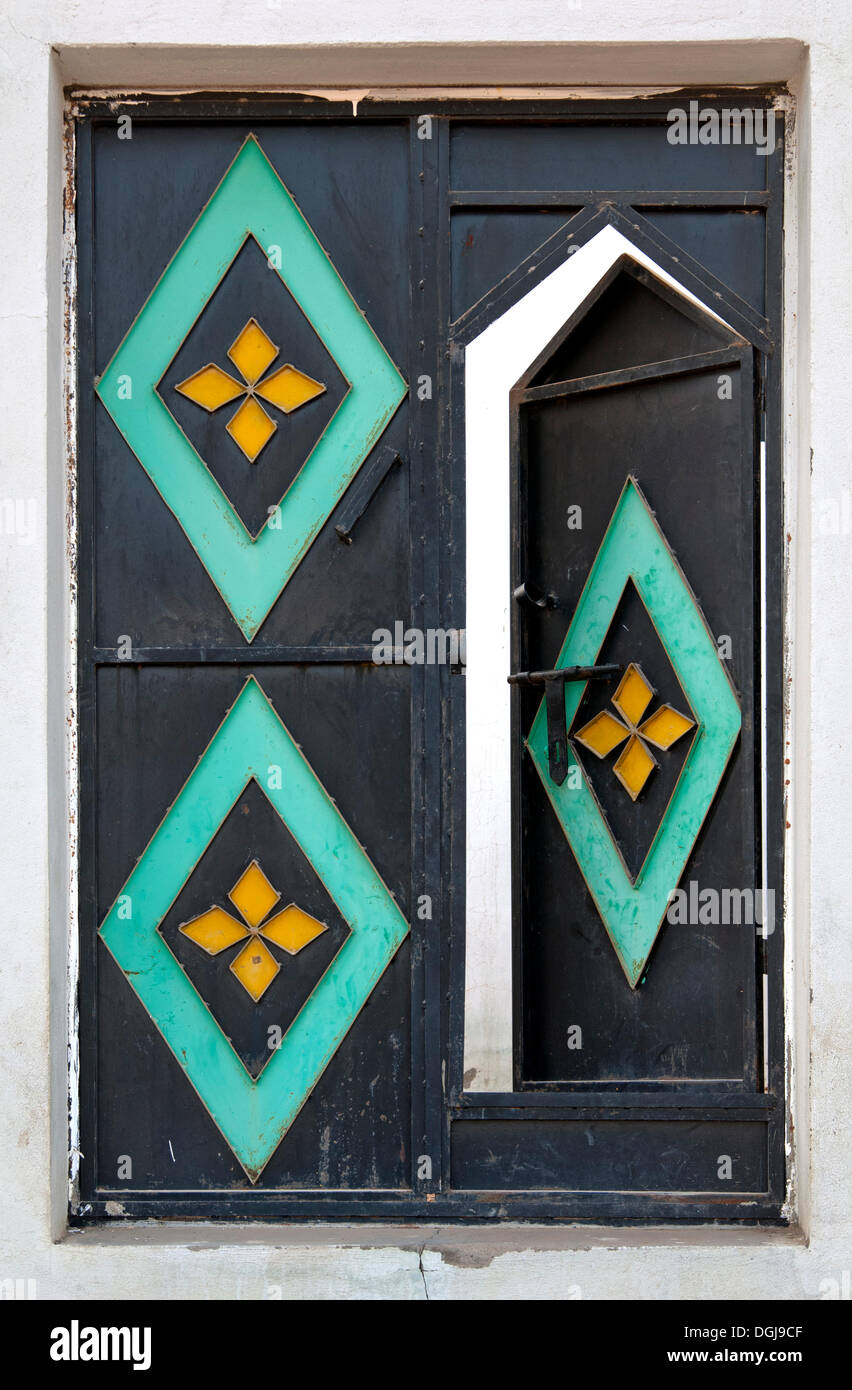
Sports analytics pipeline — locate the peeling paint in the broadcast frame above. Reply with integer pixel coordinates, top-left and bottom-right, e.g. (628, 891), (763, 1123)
(62, 102), (82, 1218)
(777, 76), (803, 1229)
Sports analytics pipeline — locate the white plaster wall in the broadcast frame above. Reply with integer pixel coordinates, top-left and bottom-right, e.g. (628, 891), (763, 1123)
(0, 0), (849, 1299)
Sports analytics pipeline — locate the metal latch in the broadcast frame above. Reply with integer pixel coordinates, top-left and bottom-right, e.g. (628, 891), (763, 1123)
(513, 579), (559, 610)
(507, 664), (622, 785)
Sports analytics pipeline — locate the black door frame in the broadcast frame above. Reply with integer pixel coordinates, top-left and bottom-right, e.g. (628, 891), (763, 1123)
(73, 91), (787, 1222)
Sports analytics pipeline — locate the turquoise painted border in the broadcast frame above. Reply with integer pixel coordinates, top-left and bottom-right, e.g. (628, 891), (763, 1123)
(95, 136), (406, 641)
(99, 678), (410, 1180)
(527, 478), (741, 987)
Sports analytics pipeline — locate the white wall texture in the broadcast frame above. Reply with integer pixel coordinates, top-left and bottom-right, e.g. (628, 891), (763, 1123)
(0, 0), (849, 1299)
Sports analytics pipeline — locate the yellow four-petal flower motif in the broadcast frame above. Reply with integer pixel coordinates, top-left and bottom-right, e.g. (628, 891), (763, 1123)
(574, 663), (695, 801)
(180, 859), (327, 1002)
(176, 318), (326, 463)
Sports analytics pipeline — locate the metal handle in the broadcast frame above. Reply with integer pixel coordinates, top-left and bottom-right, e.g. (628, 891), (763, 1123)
(508, 664), (622, 785)
(513, 580), (559, 610)
(507, 664), (621, 687)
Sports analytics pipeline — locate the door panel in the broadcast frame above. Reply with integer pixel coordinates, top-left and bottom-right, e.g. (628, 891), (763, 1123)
(643, 210), (767, 314)
(515, 272), (758, 1084)
(452, 159), (783, 1212)
(90, 120), (411, 651)
(451, 1119), (768, 1191)
(449, 121), (772, 192)
(91, 665), (412, 1190)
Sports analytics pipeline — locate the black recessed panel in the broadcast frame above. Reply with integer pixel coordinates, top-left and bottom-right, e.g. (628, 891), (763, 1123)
(450, 210), (580, 321)
(452, 1119), (768, 1191)
(159, 779), (351, 1080)
(449, 121), (772, 193)
(159, 236), (348, 538)
(568, 581), (696, 881)
(643, 210), (767, 316)
(518, 358), (755, 1084)
(528, 268), (729, 385)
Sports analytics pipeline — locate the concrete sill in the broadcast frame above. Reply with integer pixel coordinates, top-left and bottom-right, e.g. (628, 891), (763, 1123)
(62, 1221), (808, 1261)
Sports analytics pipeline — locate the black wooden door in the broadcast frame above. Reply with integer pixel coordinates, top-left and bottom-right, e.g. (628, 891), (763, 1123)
(78, 113), (417, 1211)
(75, 97), (785, 1222)
(515, 268), (760, 1093)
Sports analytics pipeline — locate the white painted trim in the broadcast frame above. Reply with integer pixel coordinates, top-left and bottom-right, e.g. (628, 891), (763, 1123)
(462, 225), (734, 1091)
(61, 111), (82, 1218)
(22, 45), (828, 1287)
(776, 84), (808, 1227)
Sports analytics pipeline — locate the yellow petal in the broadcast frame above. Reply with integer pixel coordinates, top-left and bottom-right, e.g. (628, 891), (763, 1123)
(228, 318), (278, 385)
(612, 663), (654, 727)
(574, 709), (630, 758)
(613, 735), (657, 801)
(230, 938), (280, 1002)
(256, 364), (326, 414)
(175, 364), (245, 411)
(261, 903), (327, 956)
(228, 860), (281, 929)
(639, 704), (695, 750)
(179, 906), (248, 954)
(226, 396), (276, 462)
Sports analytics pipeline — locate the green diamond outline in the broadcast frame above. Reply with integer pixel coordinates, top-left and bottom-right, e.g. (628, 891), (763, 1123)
(99, 677), (409, 1181)
(527, 477), (741, 987)
(95, 136), (406, 642)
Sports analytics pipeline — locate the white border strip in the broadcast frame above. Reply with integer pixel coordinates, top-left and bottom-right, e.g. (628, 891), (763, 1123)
(463, 224), (733, 1091)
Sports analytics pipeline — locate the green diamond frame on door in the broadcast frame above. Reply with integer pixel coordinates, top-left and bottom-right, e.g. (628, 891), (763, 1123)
(95, 136), (406, 642)
(526, 477), (741, 988)
(98, 677), (410, 1181)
